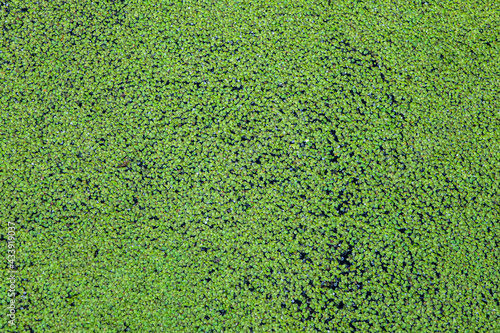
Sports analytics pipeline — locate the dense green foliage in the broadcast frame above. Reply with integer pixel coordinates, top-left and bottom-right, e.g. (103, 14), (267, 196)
(1, 0), (499, 331)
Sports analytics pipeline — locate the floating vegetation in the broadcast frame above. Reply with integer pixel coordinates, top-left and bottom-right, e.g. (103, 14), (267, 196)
(2, 0), (499, 332)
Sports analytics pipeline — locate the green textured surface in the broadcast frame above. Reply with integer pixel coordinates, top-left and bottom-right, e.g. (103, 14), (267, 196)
(1, 0), (499, 332)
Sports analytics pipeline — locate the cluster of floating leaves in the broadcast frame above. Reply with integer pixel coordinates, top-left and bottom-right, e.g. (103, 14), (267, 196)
(1, 0), (499, 332)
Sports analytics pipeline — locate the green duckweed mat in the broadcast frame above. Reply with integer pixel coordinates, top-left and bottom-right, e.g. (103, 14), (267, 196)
(1, 0), (499, 332)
